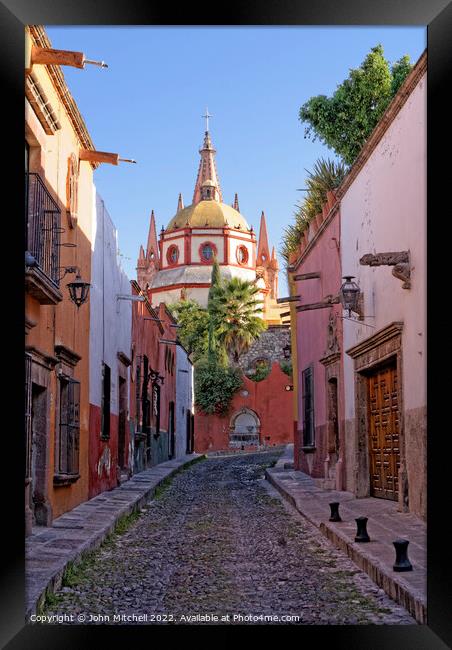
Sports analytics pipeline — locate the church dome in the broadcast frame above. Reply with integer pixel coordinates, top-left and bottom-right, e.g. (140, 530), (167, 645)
(166, 200), (250, 231)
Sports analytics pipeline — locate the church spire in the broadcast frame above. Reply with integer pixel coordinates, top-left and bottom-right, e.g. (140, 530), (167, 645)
(257, 211), (271, 265)
(177, 193), (184, 211)
(192, 110), (222, 205)
(146, 210), (160, 269)
(233, 193), (240, 211)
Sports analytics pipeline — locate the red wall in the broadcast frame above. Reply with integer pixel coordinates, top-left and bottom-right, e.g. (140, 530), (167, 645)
(195, 362), (293, 453)
(88, 406), (119, 498)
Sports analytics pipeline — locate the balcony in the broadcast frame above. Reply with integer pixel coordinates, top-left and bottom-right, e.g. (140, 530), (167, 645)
(25, 173), (63, 304)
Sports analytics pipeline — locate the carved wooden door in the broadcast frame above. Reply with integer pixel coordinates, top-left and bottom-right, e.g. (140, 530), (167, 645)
(367, 362), (400, 500)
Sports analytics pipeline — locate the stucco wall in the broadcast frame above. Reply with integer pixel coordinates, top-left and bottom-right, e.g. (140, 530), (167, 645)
(292, 212), (344, 481)
(88, 190), (131, 496)
(176, 346), (194, 458)
(25, 28), (95, 520)
(340, 72), (426, 518)
(195, 362), (293, 453)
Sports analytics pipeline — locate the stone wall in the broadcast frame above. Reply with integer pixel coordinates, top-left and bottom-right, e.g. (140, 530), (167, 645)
(238, 325), (291, 370)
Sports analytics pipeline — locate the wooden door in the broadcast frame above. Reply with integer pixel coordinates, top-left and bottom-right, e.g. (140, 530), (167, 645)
(367, 361), (400, 500)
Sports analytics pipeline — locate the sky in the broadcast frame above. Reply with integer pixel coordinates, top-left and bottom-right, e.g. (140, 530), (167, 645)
(45, 26), (426, 296)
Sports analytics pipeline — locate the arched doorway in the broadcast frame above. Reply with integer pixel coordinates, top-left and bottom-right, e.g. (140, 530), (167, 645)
(229, 409), (260, 448)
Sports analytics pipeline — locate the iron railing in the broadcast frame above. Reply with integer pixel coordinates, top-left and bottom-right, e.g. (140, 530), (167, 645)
(25, 172), (61, 286)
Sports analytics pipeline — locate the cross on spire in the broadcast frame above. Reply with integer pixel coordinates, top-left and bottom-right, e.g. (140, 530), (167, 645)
(203, 107), (212, 132)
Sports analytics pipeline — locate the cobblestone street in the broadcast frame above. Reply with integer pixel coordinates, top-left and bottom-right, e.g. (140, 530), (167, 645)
(43, 451), (415, 625)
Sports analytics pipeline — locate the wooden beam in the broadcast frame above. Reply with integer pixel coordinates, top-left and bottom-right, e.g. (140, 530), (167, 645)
(296, 296), (340, 312)
(32, 45), (85, 69)
(79, 149), (119, 166)
(293, 272), (321, 281)
(276, 295), (300, 303)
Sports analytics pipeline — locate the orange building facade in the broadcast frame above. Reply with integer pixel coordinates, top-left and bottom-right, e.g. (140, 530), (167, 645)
(25, 26), (98, 532)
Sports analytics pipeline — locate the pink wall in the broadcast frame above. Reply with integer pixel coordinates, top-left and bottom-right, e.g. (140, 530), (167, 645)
(293, 210), (345, 482)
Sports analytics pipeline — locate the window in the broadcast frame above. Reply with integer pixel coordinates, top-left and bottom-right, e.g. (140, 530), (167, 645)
(302, 367), (315, 447)
(236, 245), (249, 265)
(57, 375), (80, 475)
(200, 241), (217, 263)
(166, 245), (179, 265)
(101, 363), (111, 440)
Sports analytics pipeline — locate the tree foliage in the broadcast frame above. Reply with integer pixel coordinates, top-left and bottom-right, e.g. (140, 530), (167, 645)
(172, 274), (266, 414)
(280, 158), (347, 265)
(247, 359), (271, 383)
(209, 276), (267, 365)
(194, 358), (243, 415)
(299, 45), (413, 165)
(167, 299), (210, 362)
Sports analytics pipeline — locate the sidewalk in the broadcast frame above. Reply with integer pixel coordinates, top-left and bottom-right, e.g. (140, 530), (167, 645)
(25, 454), (204, 619)
(265, 445), (426, 624)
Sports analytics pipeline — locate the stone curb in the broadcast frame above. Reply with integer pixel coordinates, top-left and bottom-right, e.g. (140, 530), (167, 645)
(25, 454), (205, 620)
(265, 466), (426, 624)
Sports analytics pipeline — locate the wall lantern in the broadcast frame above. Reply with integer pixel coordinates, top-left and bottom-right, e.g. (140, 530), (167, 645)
(283, 344), (291, 359)
(339, 276), (360, 317)
(67, 271), (90, 308)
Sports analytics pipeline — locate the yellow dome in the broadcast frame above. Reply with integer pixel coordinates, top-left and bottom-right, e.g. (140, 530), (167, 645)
(166, 200), (250, 231)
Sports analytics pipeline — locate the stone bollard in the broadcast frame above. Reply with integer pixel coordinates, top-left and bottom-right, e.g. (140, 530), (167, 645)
(355, 516), (370, 542)
(393, 539), (413, 572)
(329, 502), (342, 522)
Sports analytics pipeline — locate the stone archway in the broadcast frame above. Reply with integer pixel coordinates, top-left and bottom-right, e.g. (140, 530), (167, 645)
(229, 408), (261, 448)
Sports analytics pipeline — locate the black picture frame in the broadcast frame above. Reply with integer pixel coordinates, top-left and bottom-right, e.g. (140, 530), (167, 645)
(3, 0), (451, 647)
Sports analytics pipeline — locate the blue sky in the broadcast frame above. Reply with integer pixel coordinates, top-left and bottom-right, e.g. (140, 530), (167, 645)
(46, 26), (426, 295)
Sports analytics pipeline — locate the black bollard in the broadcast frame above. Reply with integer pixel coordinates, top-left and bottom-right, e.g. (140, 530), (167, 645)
(393, 539), (413, 572)
(329, 502), (342, 522)
(355, 516), (370, 542)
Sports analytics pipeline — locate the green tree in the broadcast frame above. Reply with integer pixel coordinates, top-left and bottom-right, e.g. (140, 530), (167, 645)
(207, 258), (222, 361)
(167, 299), (210, 361)
(209, 277), (267, 365)
(299, 45), (413, 165)
(194, 359), (243, 415)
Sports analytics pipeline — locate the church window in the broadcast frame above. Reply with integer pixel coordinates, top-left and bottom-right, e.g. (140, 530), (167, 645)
(166, 245), (179, 265)
(200, 242), (217, 263)
(236, 245), (249, 265)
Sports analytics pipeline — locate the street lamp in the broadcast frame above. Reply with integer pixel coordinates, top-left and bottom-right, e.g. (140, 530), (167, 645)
(58, 266), (90, 308)
(66, 271), (91, 308)
(339, 276), (360, 317)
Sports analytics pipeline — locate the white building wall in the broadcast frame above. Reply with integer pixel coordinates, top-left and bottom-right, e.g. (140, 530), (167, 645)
(175, 345), (194, 458)
(340, 71), (426, 513)
(89, 189), (132, 414)
(341, 72), (426, 414)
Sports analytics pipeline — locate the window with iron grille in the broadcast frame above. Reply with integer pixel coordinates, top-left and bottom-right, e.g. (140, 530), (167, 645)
(57, 375), (80, 475)
(302, 366), (315, 447)
(101, 363), (111, 440)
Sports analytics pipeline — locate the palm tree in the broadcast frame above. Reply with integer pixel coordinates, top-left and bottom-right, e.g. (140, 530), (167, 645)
(209, 277), (267, 365)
